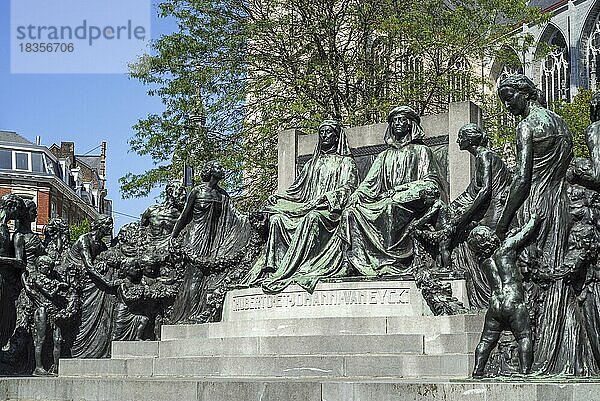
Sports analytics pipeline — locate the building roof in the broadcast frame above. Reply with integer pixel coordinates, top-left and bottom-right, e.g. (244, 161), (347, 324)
(529, 0), (566, 10)
(75, 155), (101, 171)
(0, 130), (34, 145)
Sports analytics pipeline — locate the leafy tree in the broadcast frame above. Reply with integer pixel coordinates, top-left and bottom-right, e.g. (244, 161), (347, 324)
(481, 93), (519, 151)
(553, 89), (593, 158)
(70, 219), (91, 243)
(123, 0), (547, 208)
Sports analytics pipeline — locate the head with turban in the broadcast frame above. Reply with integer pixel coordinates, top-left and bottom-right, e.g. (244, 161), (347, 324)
(384, 106), (425, 147)
(315, 119), (351, 156)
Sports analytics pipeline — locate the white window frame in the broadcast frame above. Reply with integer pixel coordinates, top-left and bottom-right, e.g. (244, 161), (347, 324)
(13, 151), (32, 171)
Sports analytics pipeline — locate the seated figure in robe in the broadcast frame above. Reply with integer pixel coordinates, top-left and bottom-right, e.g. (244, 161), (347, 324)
(339, 106), (447, 276)
(254, 120), (358, 294)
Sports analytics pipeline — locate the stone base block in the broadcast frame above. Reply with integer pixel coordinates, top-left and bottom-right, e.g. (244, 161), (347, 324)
(112, 332), (480, 358)
(3, 378), (600, 401)
(161, 314), (484, 340)
(59, 358), (154, 377)
(60, 354), (472, 379)
(223, 279), (469, 321)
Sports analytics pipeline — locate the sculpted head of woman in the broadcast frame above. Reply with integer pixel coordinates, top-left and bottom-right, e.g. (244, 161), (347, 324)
(458, 123), (488, 150)
(498, 74), (539, 117)
(200, 160), (225, 182)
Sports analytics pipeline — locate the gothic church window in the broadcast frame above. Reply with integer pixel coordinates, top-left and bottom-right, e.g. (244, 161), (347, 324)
(540, 29), (570, 104)
(448, 56), (471, 103)
(588, 13), (600, 90)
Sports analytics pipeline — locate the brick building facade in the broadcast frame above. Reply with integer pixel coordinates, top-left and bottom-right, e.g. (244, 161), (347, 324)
(0, 130), (112, 234)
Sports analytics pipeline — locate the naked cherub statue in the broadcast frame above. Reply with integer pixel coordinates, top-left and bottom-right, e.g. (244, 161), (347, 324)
(467, 214), (538, 378)
(22, 255), (69, 376)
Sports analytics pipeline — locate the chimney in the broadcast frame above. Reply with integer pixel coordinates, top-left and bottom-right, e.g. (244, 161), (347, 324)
(60, 142), (75, 168)
(99, 141), (107, 188)
(36, 136), (41, 145)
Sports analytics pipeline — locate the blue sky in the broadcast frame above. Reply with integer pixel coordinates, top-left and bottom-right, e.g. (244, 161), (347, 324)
(0, 1), (177, 230)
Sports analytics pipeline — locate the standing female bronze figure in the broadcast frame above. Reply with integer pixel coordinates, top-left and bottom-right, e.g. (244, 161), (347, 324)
(496, 75), (580, 375)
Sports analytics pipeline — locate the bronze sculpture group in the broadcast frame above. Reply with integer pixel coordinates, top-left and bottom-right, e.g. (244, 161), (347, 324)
(1, 74), (600, 379)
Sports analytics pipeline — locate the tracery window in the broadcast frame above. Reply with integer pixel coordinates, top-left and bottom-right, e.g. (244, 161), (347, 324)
(588, 15), (600, 90)
(540, 30), (570, 104)
(493, 46), (523, 84)
(497, 65), (524, 85)
(394, 51), (424, 112)
(448, 56), (471, 103)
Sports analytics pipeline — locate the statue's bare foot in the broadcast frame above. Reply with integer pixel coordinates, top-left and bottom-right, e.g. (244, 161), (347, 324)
(33, 367), (48, 376)
(48, 364), (58, 375)
(471, 371), (485, 380)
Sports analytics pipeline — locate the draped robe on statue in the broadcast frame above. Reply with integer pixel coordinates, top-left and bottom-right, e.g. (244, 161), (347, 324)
(169, 188), (251, 323)
(260, 131), (358, 294)
(340, 140), (447, 276)
(451, 152), (512, 309)
(111, 282), (148, 341)
(68, 236), (114, 358)
(511, 106), (588, 375)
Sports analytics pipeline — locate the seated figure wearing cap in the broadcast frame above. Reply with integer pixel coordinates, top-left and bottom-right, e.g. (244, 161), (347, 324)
(247, 120), (358, 294)
(339, 106), (447, 276)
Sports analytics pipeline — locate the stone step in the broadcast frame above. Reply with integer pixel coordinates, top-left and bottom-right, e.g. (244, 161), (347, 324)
(2, 377), (592, 401)
(58, 358), (154, 378)
(112, 333), (481, 358)
(161, 314), (485, 340)
(424, 332), (480, 354)
(112, 341), (160, 358)
(60, 354), (472, 379)
(1, 377), (324, 401)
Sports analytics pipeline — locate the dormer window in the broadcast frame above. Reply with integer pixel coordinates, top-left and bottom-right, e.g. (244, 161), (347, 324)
(0, 148), (56, 174)
(0, 150), (11, 170)
(31, 153), (44, 172)
(15, 152), (29, 170)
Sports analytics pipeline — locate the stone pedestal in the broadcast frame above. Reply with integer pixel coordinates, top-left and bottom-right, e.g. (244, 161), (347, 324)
(222, 279), (469, 321)
(2, 274), (596, 400)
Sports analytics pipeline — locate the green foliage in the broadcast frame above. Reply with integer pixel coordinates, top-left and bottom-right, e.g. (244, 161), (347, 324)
(480, 93), (519, 151)
(123, 0), (548, 208)
(70, 219), (91, 243)
(553, 89), (593, 158)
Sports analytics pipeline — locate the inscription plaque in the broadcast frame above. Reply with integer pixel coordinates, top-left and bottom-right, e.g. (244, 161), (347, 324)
(222, 279), (468, 321)
(231, 287), (410, 312)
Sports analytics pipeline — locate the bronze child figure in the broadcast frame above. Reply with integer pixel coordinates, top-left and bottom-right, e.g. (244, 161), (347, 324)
(467, 214), (538, 378)
(22, 255), (69, 376)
